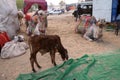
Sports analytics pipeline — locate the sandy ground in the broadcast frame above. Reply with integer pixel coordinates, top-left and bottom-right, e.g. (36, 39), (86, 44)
(0, 12), (120, 80)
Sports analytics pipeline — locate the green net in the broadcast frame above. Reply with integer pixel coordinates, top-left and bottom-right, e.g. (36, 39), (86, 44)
(16, 49), (120, 80)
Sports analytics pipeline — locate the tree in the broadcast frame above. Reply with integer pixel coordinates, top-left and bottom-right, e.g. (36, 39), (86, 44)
(49, 2), (54, 9)
(59, 1), (66, 9)
(16, 0), (24, 10)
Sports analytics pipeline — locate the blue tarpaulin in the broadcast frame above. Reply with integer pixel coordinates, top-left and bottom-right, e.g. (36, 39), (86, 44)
(111, 0), (118, 21)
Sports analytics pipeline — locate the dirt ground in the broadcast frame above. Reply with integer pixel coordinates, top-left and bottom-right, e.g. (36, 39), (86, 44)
(0, 12), (120, 80)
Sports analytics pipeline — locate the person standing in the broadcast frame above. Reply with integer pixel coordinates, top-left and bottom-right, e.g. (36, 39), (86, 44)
(115, 14), (120, 36)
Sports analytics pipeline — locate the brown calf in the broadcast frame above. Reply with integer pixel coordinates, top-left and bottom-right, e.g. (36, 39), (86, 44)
(28, 35), (68, 72)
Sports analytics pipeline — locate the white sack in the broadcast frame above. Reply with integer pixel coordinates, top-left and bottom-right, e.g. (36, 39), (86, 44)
(0, 0), (19, 39)
(0, 41), (28, 59)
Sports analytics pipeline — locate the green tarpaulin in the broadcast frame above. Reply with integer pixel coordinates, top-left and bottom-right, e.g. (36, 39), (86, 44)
(16, 49), (120, 80)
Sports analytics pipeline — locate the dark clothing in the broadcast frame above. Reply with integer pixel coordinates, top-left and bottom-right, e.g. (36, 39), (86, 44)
(115, 14), (120, 35)
(0, 46), (1, 53)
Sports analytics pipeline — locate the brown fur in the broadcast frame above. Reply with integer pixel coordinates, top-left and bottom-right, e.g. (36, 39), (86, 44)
(28, 35), (68, 72)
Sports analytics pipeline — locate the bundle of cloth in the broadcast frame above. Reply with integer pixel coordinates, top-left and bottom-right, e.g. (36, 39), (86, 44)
(0, 35), (28, 59)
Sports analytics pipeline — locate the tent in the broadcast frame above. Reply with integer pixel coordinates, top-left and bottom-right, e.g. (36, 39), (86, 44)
(0, 0), (19, 39)
(93, 0), (120, 22)
(23, 0), (47, 14)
